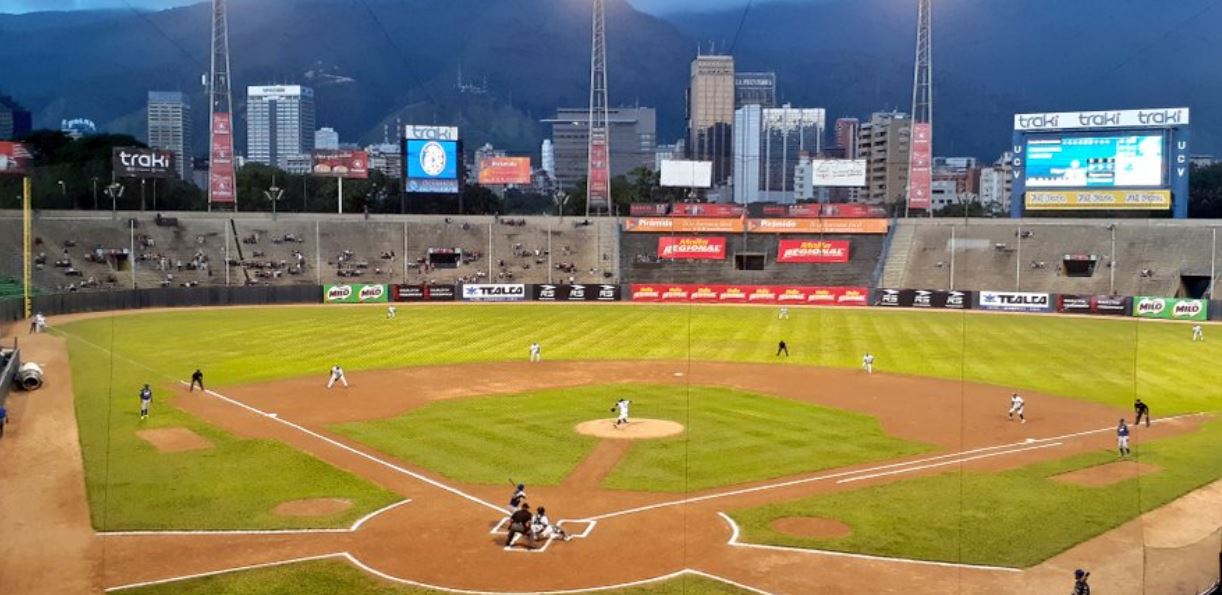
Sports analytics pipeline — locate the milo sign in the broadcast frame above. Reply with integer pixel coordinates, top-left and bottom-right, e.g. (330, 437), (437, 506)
(1132, 296), (1208, 321)
(324, 284), (388, 304)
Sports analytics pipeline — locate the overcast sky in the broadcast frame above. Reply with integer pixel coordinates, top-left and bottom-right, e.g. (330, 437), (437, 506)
(3, 0), (782, 15)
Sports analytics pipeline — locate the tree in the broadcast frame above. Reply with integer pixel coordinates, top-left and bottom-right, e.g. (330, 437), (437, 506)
(1189, 163), (1222, 219)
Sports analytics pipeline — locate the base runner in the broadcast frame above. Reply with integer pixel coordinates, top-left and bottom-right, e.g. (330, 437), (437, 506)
(1008, 393), (1025, 423)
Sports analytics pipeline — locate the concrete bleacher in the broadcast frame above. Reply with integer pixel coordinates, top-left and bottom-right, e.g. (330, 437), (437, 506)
(620, 232), (885, 287)
(0, 211), (620, 293)
(889, 219), (1220, 296)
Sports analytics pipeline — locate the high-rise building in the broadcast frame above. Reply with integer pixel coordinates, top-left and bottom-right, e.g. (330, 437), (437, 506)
(543, 107), (656, 191)
(857, 111), (912, 205)
(366, 143), (402, 180)
(147, 91), (192, 180)
(978, 152), (1013, 213)
(834, 118), (860, 159)
(734, 72), (776, 108)
(687, 54), (735, 185)
(540, 139), (556, 179)
(0, 96), (33, 140)
(246, 85), (316, 170)
(733, 104), (826, 204)
(314, 127), (339, 151)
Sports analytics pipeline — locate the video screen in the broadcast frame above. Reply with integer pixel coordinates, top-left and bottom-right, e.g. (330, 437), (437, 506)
(405, 139), (459, 193)
(1025, 134), (1165, 188)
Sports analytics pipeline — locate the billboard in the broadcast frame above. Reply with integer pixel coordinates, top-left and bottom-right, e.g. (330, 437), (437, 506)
(657, 237), (727, 260)
(391, 284), (456, 302)
(747, 218), (889, 234)
(461, 283), (526, 302)
(978, 291), (1051, 313)
(777, 240), (850, 263)
(405, 140), (459, 194)
(405, 125), (459, 141)
(624, 217), (744, 234)
(478, 157), (531, 185)
(660, 160), (713, 188)
(1132, 297), (1208, 321)
(809, 159), (867, 187)
(0, 142), (33, 175)
(324, 283), (388, 304)
(312, 150), (369, 179)
(531, 284), (621, 302)
(873, 289), (973, 310)
(908, 122), (932, 210)
(1014, 108), (1190, 132)
(630, 284), (868, 306)
(587, 129), (611, 209)
(763, 204), (889, 218)
(1057, 295), (1128, 316)
(1025, 135), (1165, 188)
(1025, 190), (1171, 210)
(671, 203), (745, 217)
(209, 113), (236, 203)
(113, 148), (176, 179)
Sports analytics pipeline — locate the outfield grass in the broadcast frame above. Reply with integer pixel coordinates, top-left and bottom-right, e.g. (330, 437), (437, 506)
(122, 559), (755, 595)
(730, 418), (1222, 568)
(331, 384), (929, 492)
(64, 327), (401, 531)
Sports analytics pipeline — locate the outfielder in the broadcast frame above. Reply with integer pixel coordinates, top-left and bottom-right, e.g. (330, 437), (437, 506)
(529, 342), (542, 363)
(29, 312), (46, 334)
(190, 369), (205, 392)
(776, 340), (789, 357)
(1192, 324), (1204, 342)
(612, 398), (631, 427)
(139, 384), (152, 420)
(1117, 419), (1131, 456)
(327, 364), (349, 389)
(862, 353), (875, 374)
(1134, 399), (1150, 427)
(778, 307), (789, 320)
(387, 305), (397, 319)
(1008, 393), (1025, 423)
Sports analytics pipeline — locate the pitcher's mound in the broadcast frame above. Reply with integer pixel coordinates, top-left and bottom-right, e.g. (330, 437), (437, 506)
(575, 418), (685, 440)
(273, 498), (353, 517)
(137, 427), (214, 453)
(770, 517), (853, 539)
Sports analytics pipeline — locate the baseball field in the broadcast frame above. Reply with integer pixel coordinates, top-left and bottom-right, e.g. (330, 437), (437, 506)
(5, 303), (1222, 594)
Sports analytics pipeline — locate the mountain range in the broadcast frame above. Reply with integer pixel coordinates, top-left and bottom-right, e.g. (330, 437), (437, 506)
(1, 0), (1218, 160)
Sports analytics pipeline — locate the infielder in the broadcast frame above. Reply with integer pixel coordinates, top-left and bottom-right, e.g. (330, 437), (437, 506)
(612, 398), (631, 427)
(327, 364), (349, 389)
(1134, 399), (1150, 427)
(29, 312), (46, 334)
(778, 307), (789, 320)
(1008, 393), (1025, 423)
(1117, 419), (1131, 456)
(190, 369), (205, 392)
(387, 305), (397, 319)
(862, 353), (875, 374)
(532, 506), (570, 542)
(1192, 324), (1204, 342)
(139, 384), (152, 419)
(776, 340), (789, 357)
(529, 342), (542, 363)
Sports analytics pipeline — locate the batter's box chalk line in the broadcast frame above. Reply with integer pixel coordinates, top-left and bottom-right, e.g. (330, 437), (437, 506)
(497, 518), (597, 553)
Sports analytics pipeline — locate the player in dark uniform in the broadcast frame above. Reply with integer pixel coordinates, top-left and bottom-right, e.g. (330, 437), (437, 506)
(776, 340), (789, 357)
(1133, 399), (1150, 427)
(1072, 569), (1090, 594)
(139, 384), (152, 420)
(507, 484), (527, 514)
(190, 369), (205, 392)
(505, 503), (534, 547)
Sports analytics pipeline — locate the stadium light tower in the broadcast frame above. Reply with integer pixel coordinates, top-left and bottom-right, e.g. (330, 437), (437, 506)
(586, 0), (611, 217)
(905, 0), (934, 218)
(207, 0), (237, 211)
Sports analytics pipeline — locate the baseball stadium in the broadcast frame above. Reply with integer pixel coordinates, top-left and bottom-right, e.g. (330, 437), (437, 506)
(0, 208), (1219, 595)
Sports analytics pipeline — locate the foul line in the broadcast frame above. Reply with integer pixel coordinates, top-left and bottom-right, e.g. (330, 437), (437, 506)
(188, 382), (508, 515)
(836, 442), (1063, 484)
(716, 512), (1021, 574)
(97, 499), (411, 537)
(583, 413), (1203, 522)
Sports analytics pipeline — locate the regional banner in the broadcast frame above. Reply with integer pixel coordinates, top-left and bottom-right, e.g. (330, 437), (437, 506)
(1132, 296), (1208, 321)
(324, 283), (388, 303)
(777, 239), (850, 263)
(630, 284), (867, 306)
(657, 237), (726, 260)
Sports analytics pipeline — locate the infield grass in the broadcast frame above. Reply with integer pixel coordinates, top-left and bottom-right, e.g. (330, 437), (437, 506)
(730, 417), (1222, 568)
(331, 384), (929, 491)
(121, 559), (756, 595)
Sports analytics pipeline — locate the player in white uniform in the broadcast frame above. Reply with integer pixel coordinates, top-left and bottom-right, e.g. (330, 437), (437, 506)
(531, 507), (570, 542)
(862, 353), (875, 374)
(327, 364), (349, 389)
(387, 305), (397, 319)
(1192, 324), (1204, 342)
(29, 312), (46, 334)
(1008, 393), (1025, 423)
(778, 307), (789, 320)
(529, 342), (542, 363)
(613, 398), (631, 427)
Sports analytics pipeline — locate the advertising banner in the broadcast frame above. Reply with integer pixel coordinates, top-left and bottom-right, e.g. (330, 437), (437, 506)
(406, 139), (459, 194)
(873, 289), (973, 310)
(324, 283), (388, 304)
(629, 203), (670, 216)
(461, 283), (526, 302)
(1014, 108), (1190, 132)
(1025, 135), (1165, 189)
(478, 157), (531, 185)
(659, 160), (713, 188)
(391, 284), (456, 302)
(0, 141), (33, 175)
(908, 122), (933, 210)
(1132, 297), (1208, 321)
(1056, 295), (1129, 316)
(747, 218), (889, 234)
(630, 284), (867, 306)
(531, 284), (620, 302)
(405, 125), (459, 141)
(1025, 190), (1171, 210)
(809, 159), (868, 187)
(209, 113), (237, 203)
(671, 203), (745, 217)
(788, 204), (888, 218)
(112, 147), (176, 179)
(777, 239), (850, 263)
(312, 150), (369, 179)
(978, 290), (1052, 312)
(624, 217), (744, 234)
(657, 237), (727, 260)
(587, 129), (611, 210)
